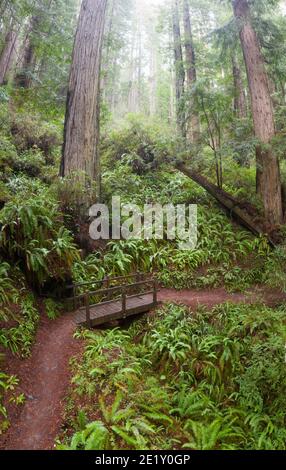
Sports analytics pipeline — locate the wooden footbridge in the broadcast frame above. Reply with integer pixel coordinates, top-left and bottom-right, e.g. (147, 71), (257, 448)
(67, 273), (159, 328)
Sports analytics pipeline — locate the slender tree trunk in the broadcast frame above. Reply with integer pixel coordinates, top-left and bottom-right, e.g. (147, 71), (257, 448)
(60, 0), (108, 197)
(0, 28), (18, 85)
(110, 56), (118, 112)
(232, 54), (247, 119)
(183, 0), (200, 142)
(149, 40), (157, 116)
(101, 0), (115, 103)
(137, 23), (142, 112)
(169, 67), (175, 123)
(172, 0), (185, 137)
(232, 0), (283, 226)
(0, 0), (9, 19)
(15, 16), (40, 88)
(128, 25), (136, 113)
(149, 24), (158, 116)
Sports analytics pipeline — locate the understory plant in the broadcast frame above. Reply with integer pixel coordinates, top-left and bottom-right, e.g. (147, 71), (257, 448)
(0, 294), (39, 357)
(0, 369), (19, 434)
(0, 191), (80, 288)
(59, 302), (286, 450)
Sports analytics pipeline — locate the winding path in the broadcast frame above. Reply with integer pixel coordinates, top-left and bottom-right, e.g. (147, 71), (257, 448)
(1, 286), (285, 450)
(158, 286), (286, 309)
(0, 313), (82, 450)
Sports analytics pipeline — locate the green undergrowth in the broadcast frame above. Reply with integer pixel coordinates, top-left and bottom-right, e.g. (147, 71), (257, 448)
(0, 264), (40, 430)
(0, 179), (80, 289)
(0, 369), (20, 434)
(58, 302), (286, 450)
(1, 295), (39, 358)
(1, 109), (285, 296)
(72, 214), (282, 293)
(43, 298), (63, 320)
(0, 257), (40, 429)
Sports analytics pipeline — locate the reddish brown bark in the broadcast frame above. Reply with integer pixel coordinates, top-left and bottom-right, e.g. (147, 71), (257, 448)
(60, 0), (108, 194)
(0, 29), (18, 85)
(183, 0), (200, 142)
(172, 0), (185, 137)
(232, 0), (283, 226)
(15, 17), (39, 89)
(232, 55), (247, 119)
(176, 162), (275, 244)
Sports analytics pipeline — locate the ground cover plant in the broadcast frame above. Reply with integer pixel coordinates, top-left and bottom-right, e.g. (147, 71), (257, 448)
(57, 303), (286, 450)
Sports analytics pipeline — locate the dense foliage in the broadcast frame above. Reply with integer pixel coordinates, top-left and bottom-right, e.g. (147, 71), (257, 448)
(58, 302), (286, 450)
(1, 0), (286, 451)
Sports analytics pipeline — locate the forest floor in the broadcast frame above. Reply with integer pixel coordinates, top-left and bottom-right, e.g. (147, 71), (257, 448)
(0, 313), (83, 450)
(1, 286), (285, 450)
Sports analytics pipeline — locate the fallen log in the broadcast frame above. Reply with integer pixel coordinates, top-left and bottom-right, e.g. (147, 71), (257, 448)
(176, 162), (276, 247)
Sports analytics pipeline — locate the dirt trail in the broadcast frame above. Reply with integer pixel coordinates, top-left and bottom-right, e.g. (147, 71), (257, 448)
(158, 286), (286, 309)
(0, 313), (82, 450)
(1, 286), (285, 450)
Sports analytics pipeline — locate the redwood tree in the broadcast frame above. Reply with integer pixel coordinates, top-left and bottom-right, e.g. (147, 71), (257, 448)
(232, 54), (247, 119)
(15, 16), (39, 89)
(232, 0), (283, 226)
(172, 0), (185, 137)
(0, 28), (18, 85)
(60, 0), (108, 192)
(183, 0), (200, 142)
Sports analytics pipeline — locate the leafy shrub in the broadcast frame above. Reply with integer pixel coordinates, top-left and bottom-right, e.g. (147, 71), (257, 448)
(61, 302), (286, 450)
(0, 136), (18, 178)
(0, 371), (18, 433)
(0, 294), (39, 357)
(0, 261), (17, 321)
(0, 192), (79, 287)
(43, 298), (62, 320)
(52, 175), (97, 229)
(10, 113), (60, 162)
(101, 119), (159, 171)
(11, 149), (46, 177)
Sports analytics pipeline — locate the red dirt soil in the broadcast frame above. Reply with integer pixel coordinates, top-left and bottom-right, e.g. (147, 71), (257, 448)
(0, 313), (82, 450)
(158, 286), (286, 309)
(1, 286), (285, 450)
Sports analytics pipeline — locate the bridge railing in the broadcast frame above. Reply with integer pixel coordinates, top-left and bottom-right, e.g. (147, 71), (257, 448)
(71, 277), (158, 328)
(66, 272), (148, 311)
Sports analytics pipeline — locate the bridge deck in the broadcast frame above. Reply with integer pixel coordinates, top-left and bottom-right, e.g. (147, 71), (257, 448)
(75, 292), (155, 327)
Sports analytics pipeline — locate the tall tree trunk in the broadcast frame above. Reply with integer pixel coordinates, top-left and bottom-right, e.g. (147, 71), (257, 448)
(0, 28), (18, 85)
(137, 22), (142, 112)
(149, 23), (158, 116)
(183, 0), (200, 142)
(232, 54), (247, 119)
(232, 0), (283, 226)
(60, 0), (107, 197)
(128, 25), (137, 113)
(149, 39), (157, 116)
(0, 0), (9, 19)
(15, 16), (39, 88)
(172, 0), (185, 137)
(169, 67), (175, 123)
(101, 0), (115, 103)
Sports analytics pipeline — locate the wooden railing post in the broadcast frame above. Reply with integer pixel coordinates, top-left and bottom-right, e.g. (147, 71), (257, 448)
(153, 279), (158, 305)
(105, 276), (111, 300)
(85, 294), (91, 329)
(73, 286), (76, 311)
(122, 287), (126, 319)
